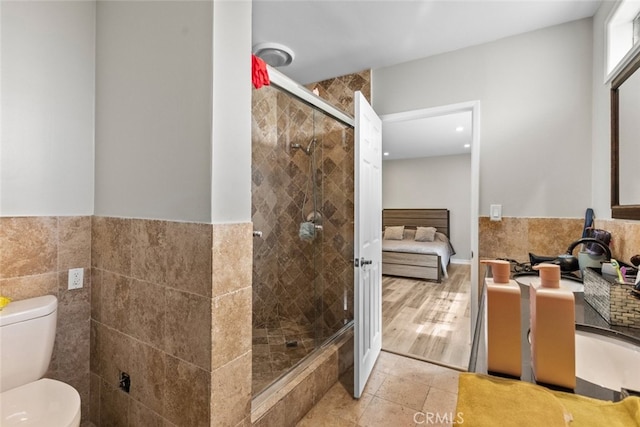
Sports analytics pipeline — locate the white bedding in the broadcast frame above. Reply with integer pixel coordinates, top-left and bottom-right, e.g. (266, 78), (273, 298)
(382, 239), (453, 278)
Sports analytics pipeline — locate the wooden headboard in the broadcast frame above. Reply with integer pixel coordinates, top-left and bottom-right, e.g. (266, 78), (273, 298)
(382, 209), (450, 237)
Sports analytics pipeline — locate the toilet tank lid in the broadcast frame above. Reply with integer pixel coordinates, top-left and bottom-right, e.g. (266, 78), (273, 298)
(0, 295), (57, 327)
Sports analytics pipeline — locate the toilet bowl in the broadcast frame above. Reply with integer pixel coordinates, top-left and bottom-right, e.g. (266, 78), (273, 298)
(0, 295), (81, 426)
(1, 379), (81, 427)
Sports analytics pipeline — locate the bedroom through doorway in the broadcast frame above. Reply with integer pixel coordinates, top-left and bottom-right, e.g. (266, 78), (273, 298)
(379, 102), (479, 370)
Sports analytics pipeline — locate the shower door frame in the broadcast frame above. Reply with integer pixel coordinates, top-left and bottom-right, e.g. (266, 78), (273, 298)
(251, 66), (357, 397)
(268, 67), (355, 128)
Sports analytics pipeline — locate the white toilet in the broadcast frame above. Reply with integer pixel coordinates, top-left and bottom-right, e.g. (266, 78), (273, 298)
(0, 295), (81, 426)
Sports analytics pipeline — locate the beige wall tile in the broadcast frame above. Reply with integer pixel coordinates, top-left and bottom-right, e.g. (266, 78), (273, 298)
(129, 399), (164, 427)
(0, 216), (57, 278)
(283, 372), (315, 426)
(50, 318), (90, 382)
(90, 321), (132, 389)
(596, 219), (640, 263)
(210, 351), (252, 426)
(0, 272), (58, 300)
(92, 216), (131, 275)
(90, 268), (103, 323)
(527, 217), (584, 256)
(313, 350), (339, 399)
(96, 271), (131, 332)
(164, 289), (211, 369)
(90, 373), (101, 426)
(211, 287), (251, 369)
(252, 399), (286, 427)
(129, 339), (166, 415)
(58, 216), (92, 270)
(479, 217), (530, 261)
(130, 219), (169, 287)
(127, 278), (165, 348)
(211, 223), (251, 297)
(165, 221), (212, 297)
(58, 286), (91, 325)
(164, 356), (210, 426)
(479, 216), (585, 262)
(130, 220), (213, 297)
(99, 379), (130, 427)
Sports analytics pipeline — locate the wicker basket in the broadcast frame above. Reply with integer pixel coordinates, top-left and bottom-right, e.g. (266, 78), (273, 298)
(583, 268), (640, 329)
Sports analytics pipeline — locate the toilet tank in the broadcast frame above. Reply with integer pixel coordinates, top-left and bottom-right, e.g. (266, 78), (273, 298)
(0, 295), (57, 393)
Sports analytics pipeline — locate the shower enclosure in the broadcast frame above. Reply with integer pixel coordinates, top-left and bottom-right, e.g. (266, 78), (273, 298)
(251, 80), (354, 395)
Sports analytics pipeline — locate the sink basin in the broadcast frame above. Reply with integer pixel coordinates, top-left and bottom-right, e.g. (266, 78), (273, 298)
(514, 274), (584, 292)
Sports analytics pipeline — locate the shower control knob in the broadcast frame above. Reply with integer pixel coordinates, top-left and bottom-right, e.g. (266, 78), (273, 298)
(314, 225), (323, 231)
(252, 231), (263, 238)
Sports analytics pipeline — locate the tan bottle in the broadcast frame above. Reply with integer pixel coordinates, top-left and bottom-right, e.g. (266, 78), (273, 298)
(481, 260), (521, 377)
(530, 264), (575, 389)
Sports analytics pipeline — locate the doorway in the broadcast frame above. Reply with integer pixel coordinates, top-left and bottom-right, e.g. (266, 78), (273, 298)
(379, 101), (480, 369)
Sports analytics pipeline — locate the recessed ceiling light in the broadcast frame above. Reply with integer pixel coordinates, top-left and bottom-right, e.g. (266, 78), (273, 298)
(456, 126), (464, 132)
(464, 144), (471, 148)
(383, 152), (390, 156)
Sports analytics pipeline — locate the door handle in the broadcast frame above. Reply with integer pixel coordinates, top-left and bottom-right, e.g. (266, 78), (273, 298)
(354, 258), (373, 268)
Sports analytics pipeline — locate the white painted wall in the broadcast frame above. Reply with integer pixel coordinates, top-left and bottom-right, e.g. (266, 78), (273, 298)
(373, 18), (594, 219)
(94, 1), (213, 222)
(211, 0), (252, 223)
(0, 1), (95, 216)
(383, 154), (471, 261)
(591, 2), (616, 219)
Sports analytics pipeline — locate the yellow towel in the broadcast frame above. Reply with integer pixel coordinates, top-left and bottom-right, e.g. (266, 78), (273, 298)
(456, 373), (640, 426)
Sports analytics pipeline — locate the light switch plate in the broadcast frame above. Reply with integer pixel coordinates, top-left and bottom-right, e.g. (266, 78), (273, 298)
(490, 204), (502, 221)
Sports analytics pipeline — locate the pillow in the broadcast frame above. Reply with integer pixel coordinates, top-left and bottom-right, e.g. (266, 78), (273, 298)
(403, 228), (416, 240)
(415, 226), (437, 242)
(383, 226), (404, 240)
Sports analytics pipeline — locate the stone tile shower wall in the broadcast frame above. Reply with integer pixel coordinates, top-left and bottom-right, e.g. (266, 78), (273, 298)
(252, 85), (316, 330)
(0, 216), (92, 426)
(251, 70), (369, 394)
(309, 69), (370, 340)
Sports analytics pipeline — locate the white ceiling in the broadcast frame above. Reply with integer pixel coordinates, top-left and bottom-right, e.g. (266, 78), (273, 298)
(252, 0), (602, 159)
(382, 111), (472, 160)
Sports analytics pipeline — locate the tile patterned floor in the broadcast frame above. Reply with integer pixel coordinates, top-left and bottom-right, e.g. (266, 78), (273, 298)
(252, 320), (317, 395)
(297, 351), (460, 427)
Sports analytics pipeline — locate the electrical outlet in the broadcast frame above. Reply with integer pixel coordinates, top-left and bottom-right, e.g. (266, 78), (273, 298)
(68, 268), (84, 290)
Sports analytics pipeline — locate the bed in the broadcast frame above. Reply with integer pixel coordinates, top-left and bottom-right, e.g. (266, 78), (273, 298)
(381, 209), (455, 282)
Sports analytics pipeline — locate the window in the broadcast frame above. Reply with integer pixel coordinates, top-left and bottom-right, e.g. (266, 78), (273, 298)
(605, 1), (640, 82)
(634, 11), (640, 46)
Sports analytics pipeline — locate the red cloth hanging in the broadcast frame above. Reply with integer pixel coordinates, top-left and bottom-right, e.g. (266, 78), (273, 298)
(252, 55), (270, 89)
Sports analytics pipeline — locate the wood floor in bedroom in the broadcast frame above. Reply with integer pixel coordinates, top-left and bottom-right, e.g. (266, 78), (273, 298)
(382, 263), (471, 370)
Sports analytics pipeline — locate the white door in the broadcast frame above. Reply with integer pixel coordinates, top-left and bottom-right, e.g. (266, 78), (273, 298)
(354, 91), (382, 399)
